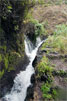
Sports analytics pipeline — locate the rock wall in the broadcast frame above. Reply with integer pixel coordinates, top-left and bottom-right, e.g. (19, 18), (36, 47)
(0, 0), (30, 98)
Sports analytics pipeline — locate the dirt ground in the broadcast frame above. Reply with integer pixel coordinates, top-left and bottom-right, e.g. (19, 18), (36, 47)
(32, 4), (67, 34)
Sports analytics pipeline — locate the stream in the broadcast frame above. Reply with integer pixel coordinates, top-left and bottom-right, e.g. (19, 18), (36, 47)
(3, 37), (45, 101)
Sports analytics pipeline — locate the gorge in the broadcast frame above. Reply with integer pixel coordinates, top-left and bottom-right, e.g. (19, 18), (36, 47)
(2, 37), (45, 101)
(0, 0), (67, 101)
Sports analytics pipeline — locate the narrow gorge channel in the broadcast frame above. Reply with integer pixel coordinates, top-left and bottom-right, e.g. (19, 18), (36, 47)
(2, 37), (45, 101)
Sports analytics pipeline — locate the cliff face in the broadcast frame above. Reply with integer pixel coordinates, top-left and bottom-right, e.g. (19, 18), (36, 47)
(0, 0), (29, 97)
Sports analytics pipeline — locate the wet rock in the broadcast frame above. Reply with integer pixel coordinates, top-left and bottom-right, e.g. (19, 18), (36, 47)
(46, 54), (66, 59)
(41, 74), (48, 82)
(25, 74), (35, 101)
(25, 85), (34, 101)
(23, 23), (36, 42)
(31, 74), (35, 84)
(41, 50), (47, 53)
(32, 56), (37, 67)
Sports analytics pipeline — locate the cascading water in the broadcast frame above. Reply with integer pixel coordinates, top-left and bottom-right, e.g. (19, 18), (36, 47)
(3, 37), (45, 101)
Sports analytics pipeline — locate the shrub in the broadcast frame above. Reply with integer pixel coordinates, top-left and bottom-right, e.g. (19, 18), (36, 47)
(30, 19), (47, 37)
(37, 56), (53, 81)
(41, 82), (57, 100)
(41, 82), (52, 100)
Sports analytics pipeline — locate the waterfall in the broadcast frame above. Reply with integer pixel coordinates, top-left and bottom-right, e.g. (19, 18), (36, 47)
(3, 37), (45, 101)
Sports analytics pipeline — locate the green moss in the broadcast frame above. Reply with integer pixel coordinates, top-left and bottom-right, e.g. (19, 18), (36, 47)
(8, 67), (15, 72)
(0, 51), (21, 79)
(4, 55), (9, 70)
(7, 5), (12, 10)
(0, 54), (2, 62)
(0, 46), (7, 52)
(0, 69), (4, 79)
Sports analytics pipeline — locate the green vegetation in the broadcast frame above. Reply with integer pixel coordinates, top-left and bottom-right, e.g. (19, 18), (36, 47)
(25, 18), (47, 37)
(53, 70), (67, 77)
(0, 51), (21, 79)
(36, 55), (67, 100)
(8, 67), (15, 72)
(37, 56), (53, 82)
(0, 69), (5, 79)
(54, 24), (67, 37)
(4, 55), (9, 69)
(36, 56), (62, 100)
(0, 54), (2, 62)
(41, 82), (52, 100)
(41, 81), (57, 100)
(41, 24), (67, 54)
(0, 0), (27, 79)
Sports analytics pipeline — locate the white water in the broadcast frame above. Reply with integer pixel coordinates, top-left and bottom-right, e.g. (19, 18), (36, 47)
(4, 37), (45, 101)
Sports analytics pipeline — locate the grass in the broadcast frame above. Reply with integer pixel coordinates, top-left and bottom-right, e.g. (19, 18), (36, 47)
(54, 24), (67, 37)
(41, 24), (67, 54)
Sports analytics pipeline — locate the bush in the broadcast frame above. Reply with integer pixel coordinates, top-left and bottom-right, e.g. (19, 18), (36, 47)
(41, 82), (52, 100)
(37, 56), (53, 81)
(41, 82), (58, 100)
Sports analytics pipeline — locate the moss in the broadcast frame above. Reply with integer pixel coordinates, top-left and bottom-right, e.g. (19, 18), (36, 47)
(8, 52), (21, 65)
(4, 55), (9, 70)
(0, 54), (2, 62)
(8, 67), (15, 72)
(0, 0), (26, 81)
(0, 46), (7, 53)
(0, 50), (22, 79)
(0, 69), (4, 79)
